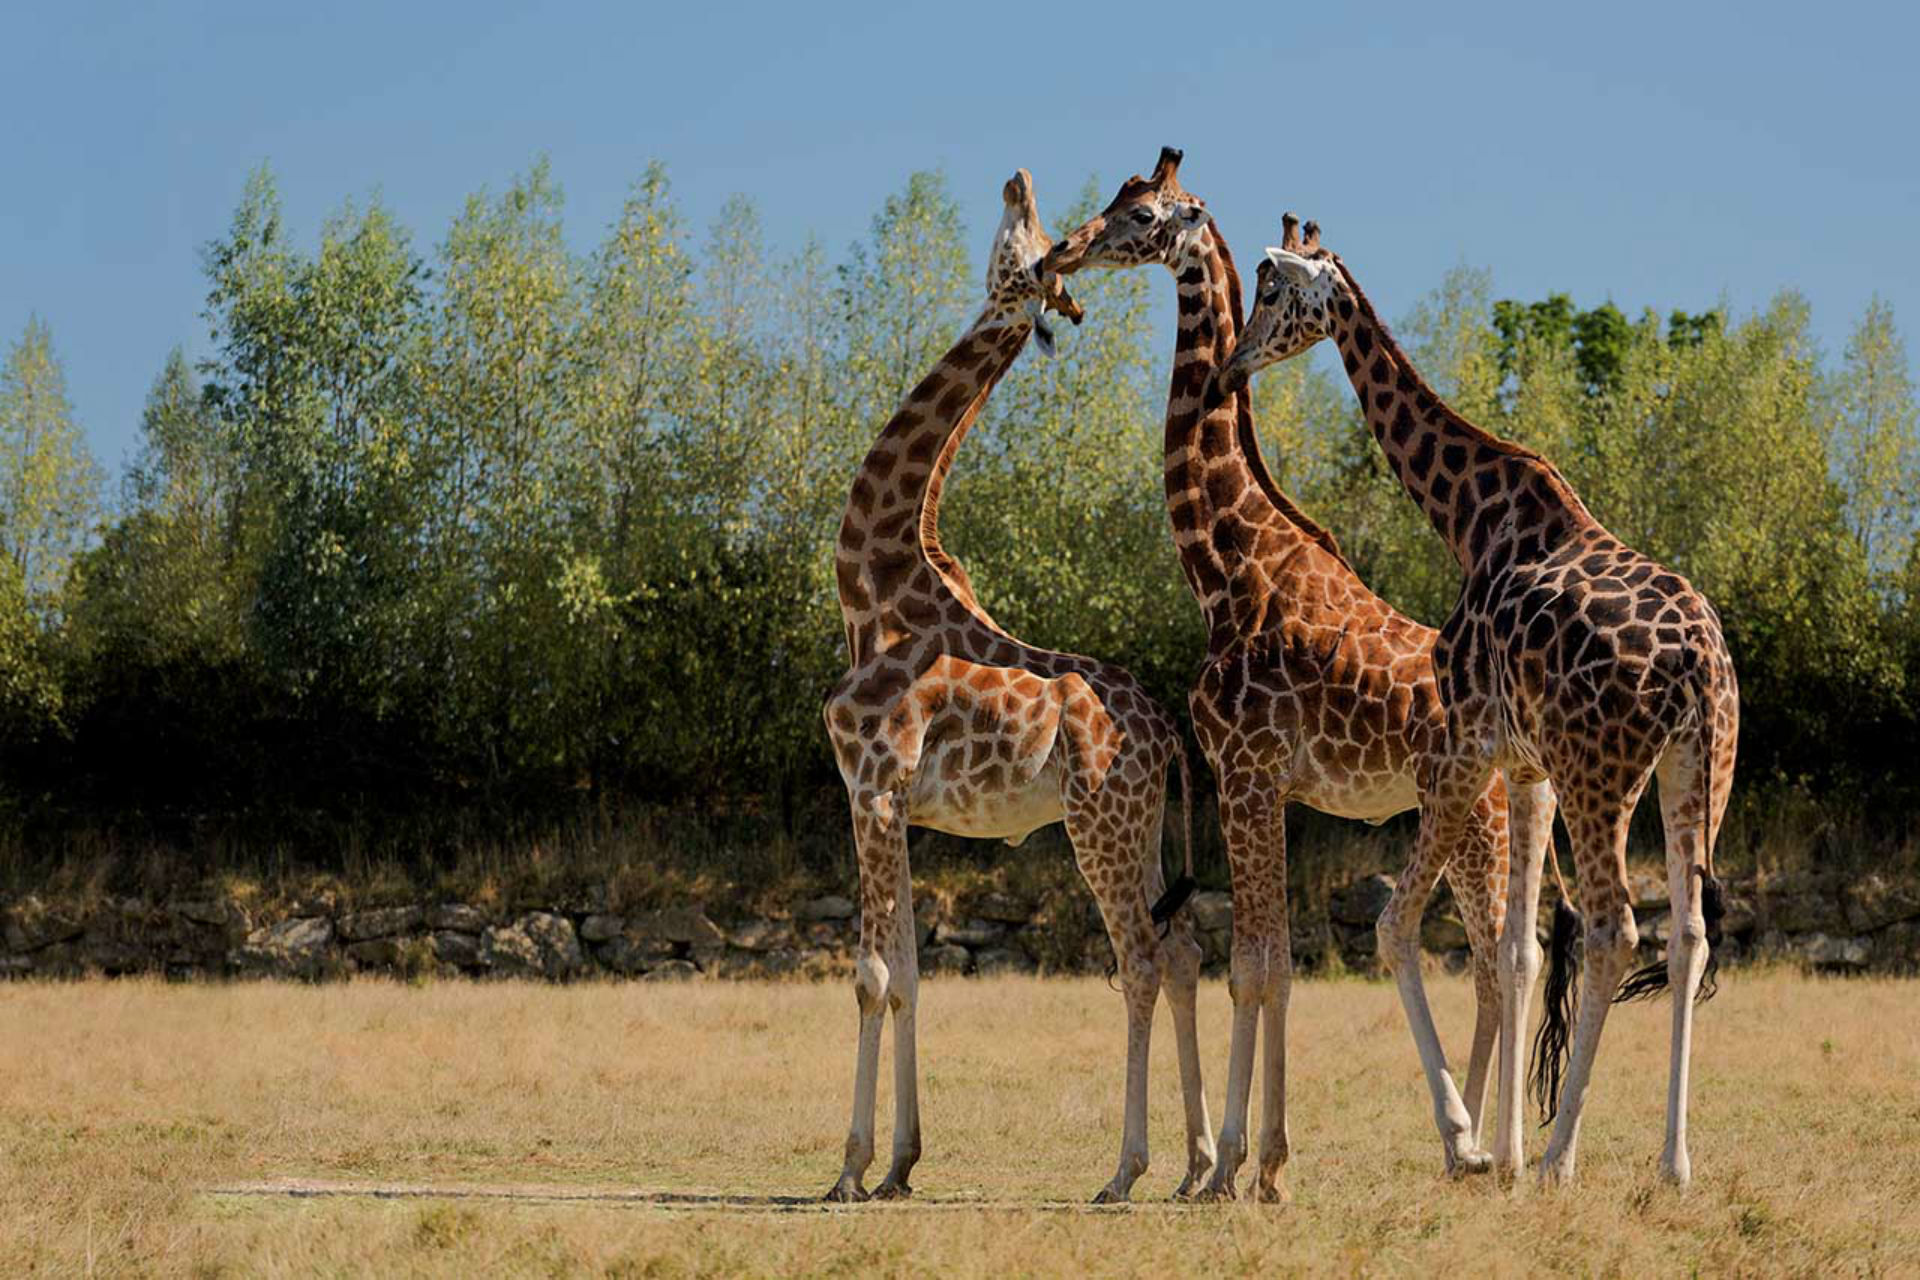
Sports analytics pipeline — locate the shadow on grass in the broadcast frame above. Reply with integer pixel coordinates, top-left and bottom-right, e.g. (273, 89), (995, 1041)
(206, 1178), (1177, 1213)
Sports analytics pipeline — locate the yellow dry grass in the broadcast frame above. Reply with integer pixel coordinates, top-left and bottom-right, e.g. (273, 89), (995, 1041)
(2, 971), (1916, 1276)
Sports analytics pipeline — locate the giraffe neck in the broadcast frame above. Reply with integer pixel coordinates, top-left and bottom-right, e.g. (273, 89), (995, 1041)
(835, 306), (1029, 650)
(1326, 260), (1594, 569)
(1163, 226), (1346, 643)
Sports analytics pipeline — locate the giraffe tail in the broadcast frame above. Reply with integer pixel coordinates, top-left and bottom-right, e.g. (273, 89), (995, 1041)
(1616, 653), (1726, 1005)
(1529, 824), (1581, 1126)
(1148, 741), (1196, 932)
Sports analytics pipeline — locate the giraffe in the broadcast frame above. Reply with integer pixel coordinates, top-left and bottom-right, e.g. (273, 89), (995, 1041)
(1212, 218), (1739, 1186)
(823, 169), (1215, 1205)
(1041, 148), (1551, 1199)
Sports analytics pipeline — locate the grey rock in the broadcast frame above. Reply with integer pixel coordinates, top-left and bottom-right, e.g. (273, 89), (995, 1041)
(1870, 921), (1920, 973)
(714, 946), (802, 978)
(1189, 891), (1233, 933)
(1841, 875), (1920, 932)
(1759, 875), (1846, 934)
(625, 906), (724, 948)
(81, 936), (147, 975)
(971, 891), (1032, 924)
(174, 899), (243, 929)
(579, 914), (626, 943)
(1421, 912), (1470, 953)
(481, 913), (584, 980)
(431, 931), (481, 968)
(1796, 933), (1870, 970)
(936, 918), (1006, 949)
(0, 953), (32, 976)
(914, 900), (943, 949)
(920, 943), (971, 975)
(239, 916), (336, 979)
(804, 921), (847, 947)
(5, 897), (85, 952)
(795, 894), (856, 922)
(597, 934), (677, 975)
(644, 959), (701, 981)
(337, 905), (423, 942)
(1330, 874), (1396, 928)
(727, 918), (797, 952)
(347, 938), (405, 968)
(427, 903), (487, 933)
(1627, 869), (1669, 911)
(973, 947), (1036, 976)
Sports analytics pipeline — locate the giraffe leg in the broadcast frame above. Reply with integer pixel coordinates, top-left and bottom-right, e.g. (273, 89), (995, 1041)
(1538, 782), (1650, 1187)
(1252, 938), (1294, 1203)
(1450, 779), (1511, 1159)
(873, 857), (922, 1199)
(1199, 773), (1284, 1202)
(1654, 735), (1715, 1187)
(1161, 912), (1217, 1199)
(1088, 892), (1162, 1204)
(1494, 778), (1555, 1179)
(1379, 757), (1486, 1176)
(826, 802), (909, 1203)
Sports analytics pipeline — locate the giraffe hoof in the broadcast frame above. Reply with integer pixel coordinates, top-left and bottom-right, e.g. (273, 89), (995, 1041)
(1091, 1185), (1131, 1206)
(871, 1179), (913, 1201)
(1447, 1148), (1495, 1178)
(823, 1180), (870, 1203)
(1191, 1181), (1236, 1204)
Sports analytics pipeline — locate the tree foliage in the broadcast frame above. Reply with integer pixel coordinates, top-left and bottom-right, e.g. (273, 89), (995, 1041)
(3, 159), (1917, 864)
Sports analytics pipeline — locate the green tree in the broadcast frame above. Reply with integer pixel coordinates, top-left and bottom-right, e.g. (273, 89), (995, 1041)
(0, 318), (102, 614)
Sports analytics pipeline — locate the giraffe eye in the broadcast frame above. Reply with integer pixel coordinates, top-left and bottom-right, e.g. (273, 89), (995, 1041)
(1130, 208), (1155, 225)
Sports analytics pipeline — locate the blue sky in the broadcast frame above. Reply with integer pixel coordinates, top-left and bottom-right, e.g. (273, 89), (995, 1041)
(4, 0), (1915, 469)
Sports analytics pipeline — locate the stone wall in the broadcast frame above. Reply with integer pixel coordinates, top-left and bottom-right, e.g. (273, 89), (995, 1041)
(4, 868), (1917, 982)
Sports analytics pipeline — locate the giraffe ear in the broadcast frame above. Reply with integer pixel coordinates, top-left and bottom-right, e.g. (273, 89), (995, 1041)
(1026, 299), (1057, 357)
(1265, 247), (1314, 286)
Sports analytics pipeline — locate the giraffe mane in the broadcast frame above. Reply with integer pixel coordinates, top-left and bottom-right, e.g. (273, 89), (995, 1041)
(1217, 231), (1350, 569)
(1328, 253), (1591, 514)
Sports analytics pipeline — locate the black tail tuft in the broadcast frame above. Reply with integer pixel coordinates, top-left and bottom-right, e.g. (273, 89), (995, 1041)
(1149, 875), (1197, 935)
(1614, 872), (1727, 1005)
(1699, 873), (1726, 1001)
(1529, 897), (1582, 1126)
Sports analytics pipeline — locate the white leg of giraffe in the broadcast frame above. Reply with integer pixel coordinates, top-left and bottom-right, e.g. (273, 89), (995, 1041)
(1162, 915), (1217, 1198)
(1538, 783), (1649, 1186)
(1253, 947), (1293, 1203)
(1378, 774), (1483, 1176)
(1200, 772), (1284, 1202)
(1654, 738), (1714, 1186)
(874, 857), (922, 1198)
(1494, 778), (1554, 1178)
(1089, 897), (1161, 1204)
(827, 802), (908, 1202)
(1068, 789), (1168, 1205)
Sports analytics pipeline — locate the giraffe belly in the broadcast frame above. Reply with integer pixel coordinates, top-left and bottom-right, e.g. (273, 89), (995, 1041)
(1294, 772), (1419, 825)
(906, 741), (1067, 842)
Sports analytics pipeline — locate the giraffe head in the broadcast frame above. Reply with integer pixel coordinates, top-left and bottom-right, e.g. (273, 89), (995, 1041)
(1208, 214), (1347, 405)
(1040, 146), (1213, 277)
(987, 169), (1083, 354)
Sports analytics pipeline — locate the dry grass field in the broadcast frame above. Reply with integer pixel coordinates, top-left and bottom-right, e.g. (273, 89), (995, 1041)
(2, 971), (1917, 1276)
